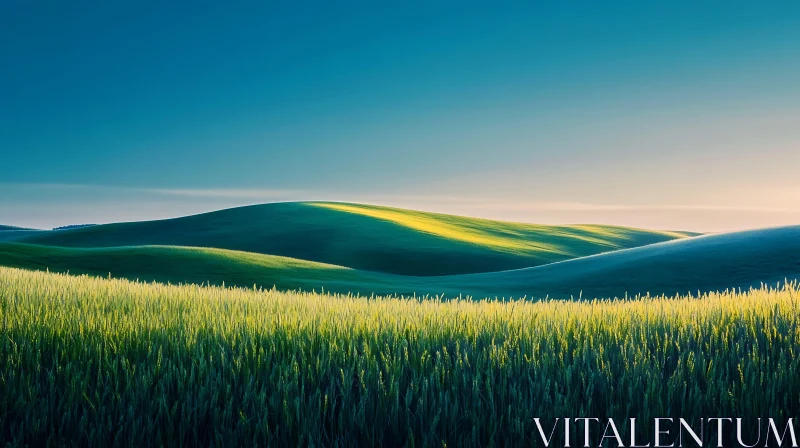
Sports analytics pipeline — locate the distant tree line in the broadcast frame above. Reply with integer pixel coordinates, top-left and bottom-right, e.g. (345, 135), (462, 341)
(0, 225), (34, 231)
(52, 224), (97, 231)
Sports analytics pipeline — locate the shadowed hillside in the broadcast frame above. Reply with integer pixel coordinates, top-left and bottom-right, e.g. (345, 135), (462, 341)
(0, 230), (42, 242)
(18, 202), (695, 275)
(433, 225), (800, 299)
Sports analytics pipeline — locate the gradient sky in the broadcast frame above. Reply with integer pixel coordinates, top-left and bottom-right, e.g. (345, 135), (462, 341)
(2, 1), (799, 231)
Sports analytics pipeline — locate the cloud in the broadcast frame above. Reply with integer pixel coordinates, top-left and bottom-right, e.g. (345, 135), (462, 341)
(145, 188), (307, 199)
(4, 182), (799, 214)
(2, 183), (799, 232)
(476, 202), (798, 213)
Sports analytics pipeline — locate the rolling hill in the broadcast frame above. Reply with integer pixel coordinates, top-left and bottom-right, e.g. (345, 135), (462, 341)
(17, 201), (695, 275)
(432, 225), (800, 299)
(0, 243), (397, 294)
(2, 226), (798, 299)
(0, 225), (33, 231)
(0, 230), (42, 242)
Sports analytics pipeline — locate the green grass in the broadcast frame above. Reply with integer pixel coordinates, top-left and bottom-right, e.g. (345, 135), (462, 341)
(3, 226), (798, 299)
(1, 267), (798, 446)
(18, 201), (696, 275)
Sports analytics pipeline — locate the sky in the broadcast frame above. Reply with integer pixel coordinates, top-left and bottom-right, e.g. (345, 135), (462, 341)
(1, 1), (799, 231)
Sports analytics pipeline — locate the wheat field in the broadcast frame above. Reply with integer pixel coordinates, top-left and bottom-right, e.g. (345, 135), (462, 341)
(1, 267), (798, 446)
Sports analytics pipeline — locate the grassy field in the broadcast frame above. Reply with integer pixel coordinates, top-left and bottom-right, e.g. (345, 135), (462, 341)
(1, 266), (798, 446)
(2, 225), (798, 299)
(18, 202), (695, 275)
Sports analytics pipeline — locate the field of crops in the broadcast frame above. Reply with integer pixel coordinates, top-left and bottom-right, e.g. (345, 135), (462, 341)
(1, 266), (799, 446)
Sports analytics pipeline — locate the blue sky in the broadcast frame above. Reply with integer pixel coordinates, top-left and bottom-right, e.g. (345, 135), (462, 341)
(2, 1), (799, 231)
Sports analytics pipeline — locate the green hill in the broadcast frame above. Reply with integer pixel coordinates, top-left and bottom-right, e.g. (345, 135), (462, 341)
(0, 225), (37, 231)
(0, 243), (398, 294)
(0, 230), (42, 242)
(2, 226), (798, 299)
(432, 225), (800, 299)
(18, 201), (695, 275)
